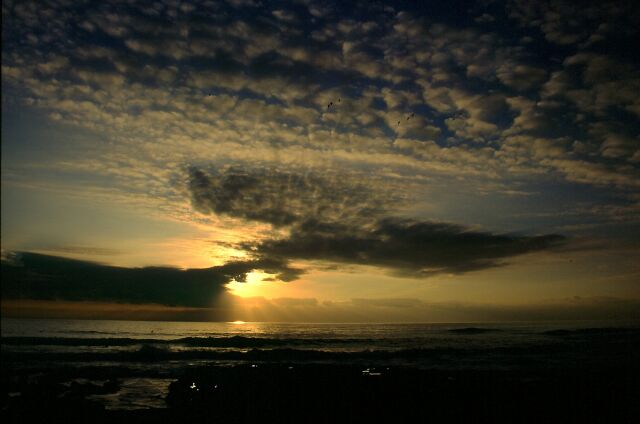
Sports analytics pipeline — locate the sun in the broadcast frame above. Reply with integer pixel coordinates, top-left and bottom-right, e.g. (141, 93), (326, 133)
(226, 271), (271, 298)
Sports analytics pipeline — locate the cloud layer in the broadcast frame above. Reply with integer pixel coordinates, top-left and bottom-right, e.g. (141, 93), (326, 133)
(3, 0), (638, 197)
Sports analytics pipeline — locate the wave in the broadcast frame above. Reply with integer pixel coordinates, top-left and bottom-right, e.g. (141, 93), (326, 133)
(0, 335), (377, 348)
(448, 327), (501, 334)
(0, 345), (563, 363)
(3, 337), (638, 368)
(542, 327), (639, 336)
(3, 326), (639, 348)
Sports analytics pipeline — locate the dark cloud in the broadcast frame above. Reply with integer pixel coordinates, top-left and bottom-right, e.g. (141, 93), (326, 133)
(1, 252), (301, 307)
(496, 63), (547, 91)
(507, 0), (640, 49)
(247, 217), (565, 277)
(188, 166), (397, 228)
(189, 167), (565, 277)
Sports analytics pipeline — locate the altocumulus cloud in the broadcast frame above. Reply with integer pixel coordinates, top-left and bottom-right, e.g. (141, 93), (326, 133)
(189, 167), (566, 277)
(1, 252), (300, 307)
(2, 0), (639, 235)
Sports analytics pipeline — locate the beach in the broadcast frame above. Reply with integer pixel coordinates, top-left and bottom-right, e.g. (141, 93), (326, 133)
(2, 319), (639, 423)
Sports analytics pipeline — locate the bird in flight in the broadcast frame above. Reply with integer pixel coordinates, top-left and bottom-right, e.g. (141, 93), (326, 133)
(396, 113), (415, 128)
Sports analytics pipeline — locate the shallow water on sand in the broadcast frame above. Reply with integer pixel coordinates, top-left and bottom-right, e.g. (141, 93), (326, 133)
(86, 378), (173, 410)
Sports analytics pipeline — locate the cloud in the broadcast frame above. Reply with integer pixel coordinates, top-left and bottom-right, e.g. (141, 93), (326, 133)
(543, 53), (640, 120)
(1, 252), (301, 306)
(3, 295), (639, 322)
(33, 245), (123, 256)
(3, 0), (638, 202)
(188, 167), (566, 277)
(249, 217), (565, 277)
(2, 0), (638, 281)
(0, 299), (232, 322)
(188, 166), (399, 228)
(507, 1), (587, 45)
(497, 63), (547, 91)
(350, 298), (423, 308)
(474, 13), (495, 24)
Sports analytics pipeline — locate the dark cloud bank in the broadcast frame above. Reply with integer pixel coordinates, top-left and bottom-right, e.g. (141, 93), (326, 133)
(189, 166), (566, 277)
(1, 252), (298, 307)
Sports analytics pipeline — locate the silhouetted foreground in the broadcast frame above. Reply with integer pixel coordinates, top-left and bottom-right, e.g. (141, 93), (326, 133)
(3, 323), (640, 423)
(2, 364), (639, 424)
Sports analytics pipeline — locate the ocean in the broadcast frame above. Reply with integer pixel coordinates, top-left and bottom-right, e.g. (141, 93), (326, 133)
(2, 318), (639, 415)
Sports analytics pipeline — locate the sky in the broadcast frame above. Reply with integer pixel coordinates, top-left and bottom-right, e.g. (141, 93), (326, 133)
(2, 0), (639, 322)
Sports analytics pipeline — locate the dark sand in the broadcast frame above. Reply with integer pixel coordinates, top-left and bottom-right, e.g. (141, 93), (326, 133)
(2, 363), (639, 424)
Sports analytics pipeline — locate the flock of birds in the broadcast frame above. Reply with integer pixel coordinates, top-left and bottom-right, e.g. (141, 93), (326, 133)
(398, 112), (415, 126)
(206, 90), (417, 130)
(327, 98), (341, 108)
(327, 97), (416, 128)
